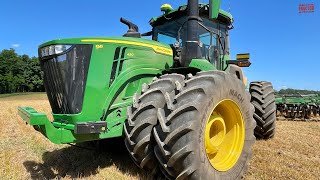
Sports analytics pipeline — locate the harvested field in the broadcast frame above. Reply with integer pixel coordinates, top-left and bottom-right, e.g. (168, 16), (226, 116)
(0, 93), (319, 180)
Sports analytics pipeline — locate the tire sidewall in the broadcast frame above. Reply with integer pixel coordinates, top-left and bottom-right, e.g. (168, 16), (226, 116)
(197, 77), (254, 179)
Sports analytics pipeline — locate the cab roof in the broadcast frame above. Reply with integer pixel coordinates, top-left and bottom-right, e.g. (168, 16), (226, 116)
(149, 3), (233, 27)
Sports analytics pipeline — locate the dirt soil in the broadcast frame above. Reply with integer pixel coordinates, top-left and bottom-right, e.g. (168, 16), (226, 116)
(0, 93), (319, 180)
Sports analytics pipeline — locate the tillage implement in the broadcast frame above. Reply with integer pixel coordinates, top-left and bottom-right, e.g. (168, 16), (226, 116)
(276, 94), (320, 119)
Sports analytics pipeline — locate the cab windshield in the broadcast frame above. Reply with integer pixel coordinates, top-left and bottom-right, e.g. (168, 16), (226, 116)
(153, 16), (228, 63)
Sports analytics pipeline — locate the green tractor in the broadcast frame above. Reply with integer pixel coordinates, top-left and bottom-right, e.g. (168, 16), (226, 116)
(18, 0), (276, 179)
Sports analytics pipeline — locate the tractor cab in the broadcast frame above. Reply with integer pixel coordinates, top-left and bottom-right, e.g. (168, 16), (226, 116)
(149, 3), (233, 69)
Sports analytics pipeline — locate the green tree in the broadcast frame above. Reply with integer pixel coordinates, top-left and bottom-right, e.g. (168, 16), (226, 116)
(0, 49), (44, 94)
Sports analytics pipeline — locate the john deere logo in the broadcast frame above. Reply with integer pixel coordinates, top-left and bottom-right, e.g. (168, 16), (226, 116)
(127, 53), (134, 57)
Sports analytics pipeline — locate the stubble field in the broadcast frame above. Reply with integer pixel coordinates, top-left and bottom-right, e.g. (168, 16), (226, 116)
(0, 93), (319, 180)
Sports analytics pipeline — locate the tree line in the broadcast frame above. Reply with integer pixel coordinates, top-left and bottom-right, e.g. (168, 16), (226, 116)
(0, 49), (44, 94)
(276, 88), (320, 95)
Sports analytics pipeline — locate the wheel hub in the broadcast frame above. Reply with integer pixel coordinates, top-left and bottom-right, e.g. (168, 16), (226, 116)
(205, 113), (226, 154)
(204, 99), (245, 171)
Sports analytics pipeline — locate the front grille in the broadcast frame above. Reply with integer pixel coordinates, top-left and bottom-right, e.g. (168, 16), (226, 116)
(39, 44), (92, 114)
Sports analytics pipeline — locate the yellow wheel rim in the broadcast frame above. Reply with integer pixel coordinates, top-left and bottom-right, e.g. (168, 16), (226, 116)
(205, 99), (245, 171)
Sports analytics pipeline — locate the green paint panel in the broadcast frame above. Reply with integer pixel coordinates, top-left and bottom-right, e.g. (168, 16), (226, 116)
(209, 0), (220, 19)
(189, 59), (216, 71)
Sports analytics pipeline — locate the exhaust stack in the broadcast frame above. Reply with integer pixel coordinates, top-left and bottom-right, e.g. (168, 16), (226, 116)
(180, 0), (221, 67)
(181, 0), (202, 66)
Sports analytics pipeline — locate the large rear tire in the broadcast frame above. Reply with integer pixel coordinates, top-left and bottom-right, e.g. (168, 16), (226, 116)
(124, 74), (184, 172)
(249, 81), (276, 139)
(154, 71), (255, 179)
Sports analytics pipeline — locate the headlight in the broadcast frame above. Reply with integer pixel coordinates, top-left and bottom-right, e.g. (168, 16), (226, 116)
(40, 45), (72, 57)
(43, 46), (49, 57)
(54, 45), (70, 54)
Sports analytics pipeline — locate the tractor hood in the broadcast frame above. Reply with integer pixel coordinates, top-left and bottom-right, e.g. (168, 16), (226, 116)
(39, 37), (172, 56)
(38, 37), (173, 115)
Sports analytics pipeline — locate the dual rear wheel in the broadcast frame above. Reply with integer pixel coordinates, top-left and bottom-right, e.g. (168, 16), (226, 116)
(125, 71), (256, 179)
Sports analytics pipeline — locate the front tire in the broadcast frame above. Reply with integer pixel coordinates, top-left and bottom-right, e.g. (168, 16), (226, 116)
(154, 71), (255, 179)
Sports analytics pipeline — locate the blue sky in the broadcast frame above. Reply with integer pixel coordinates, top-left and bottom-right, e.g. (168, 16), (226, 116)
(0, 0), (319, 90)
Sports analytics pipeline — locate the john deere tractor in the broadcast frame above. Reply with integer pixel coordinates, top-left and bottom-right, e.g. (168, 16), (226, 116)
(18, 0), (276, 179)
